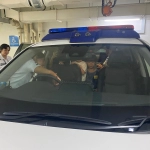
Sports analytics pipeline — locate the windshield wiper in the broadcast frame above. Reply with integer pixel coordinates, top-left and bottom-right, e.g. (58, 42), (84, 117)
(0, 111), (112, 126)
(118, 116), (150, 132)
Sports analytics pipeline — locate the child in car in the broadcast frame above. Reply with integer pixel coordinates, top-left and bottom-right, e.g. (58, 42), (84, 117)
(86, 55), (99, 90)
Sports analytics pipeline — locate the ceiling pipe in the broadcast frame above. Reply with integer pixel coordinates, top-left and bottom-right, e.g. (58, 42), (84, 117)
(18, 3), (150, 23)
(0, 4), (11, 9)
(0, 10), (10, 23)
(23, 23), (30, 43)
(29, 23), (34, 43)
(31, 28), (37, 43)
(0, 0), (149, 9)
(10, 19), (23, 43)
(38, 22), (44, 42)
(0, 0), (31, 8)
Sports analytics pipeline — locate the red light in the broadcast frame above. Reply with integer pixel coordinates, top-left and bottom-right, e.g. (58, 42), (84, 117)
(88, 27), (100, 31)
(88, 25), (134, 31)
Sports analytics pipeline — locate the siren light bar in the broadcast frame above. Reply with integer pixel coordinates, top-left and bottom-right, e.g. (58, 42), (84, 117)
(49, 25), (134, 33)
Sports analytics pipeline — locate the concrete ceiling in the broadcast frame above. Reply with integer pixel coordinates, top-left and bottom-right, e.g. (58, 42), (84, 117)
(0, 0), (149, 10)
(0, 0), (150, 23)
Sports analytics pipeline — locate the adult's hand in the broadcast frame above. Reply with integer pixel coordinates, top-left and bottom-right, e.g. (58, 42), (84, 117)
(34, 66), (61, 81)
(55, 74), (61, 81)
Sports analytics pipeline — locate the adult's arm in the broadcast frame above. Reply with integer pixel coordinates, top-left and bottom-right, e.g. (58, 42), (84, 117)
(72, 61), (87, 75)
(78, 65), (86, 75)
(34, 66), (60, 80)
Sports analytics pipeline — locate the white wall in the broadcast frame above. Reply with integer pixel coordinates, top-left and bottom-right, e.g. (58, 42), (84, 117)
(0, 23), (18, 57)
(140, 16), (150, 44)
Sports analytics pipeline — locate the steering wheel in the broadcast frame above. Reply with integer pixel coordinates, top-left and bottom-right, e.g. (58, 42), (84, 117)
(32, 74), (61, 85)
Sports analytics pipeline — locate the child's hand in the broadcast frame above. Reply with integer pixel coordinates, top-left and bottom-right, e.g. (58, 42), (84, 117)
(97, 63), (103, 69)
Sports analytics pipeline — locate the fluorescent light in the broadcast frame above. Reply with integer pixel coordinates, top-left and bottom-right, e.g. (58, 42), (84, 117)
(57, 20), (62, 23)
(104, 18), (140, 22)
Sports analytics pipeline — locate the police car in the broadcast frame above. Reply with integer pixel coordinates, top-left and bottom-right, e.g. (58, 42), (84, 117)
(0, 25), (150, 150)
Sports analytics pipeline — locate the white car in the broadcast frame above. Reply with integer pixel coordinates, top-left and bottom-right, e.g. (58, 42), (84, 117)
(0, 25), (150, 150)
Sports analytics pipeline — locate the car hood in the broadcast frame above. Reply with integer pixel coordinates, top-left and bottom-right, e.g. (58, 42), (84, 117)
(0, 121), (149, 150)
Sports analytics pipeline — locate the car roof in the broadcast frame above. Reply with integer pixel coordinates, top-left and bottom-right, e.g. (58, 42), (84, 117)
(32, 38), (143, 47)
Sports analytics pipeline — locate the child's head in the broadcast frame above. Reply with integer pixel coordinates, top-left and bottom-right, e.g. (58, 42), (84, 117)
(86, 55), (97, 69)
(87, 61), (95, 69)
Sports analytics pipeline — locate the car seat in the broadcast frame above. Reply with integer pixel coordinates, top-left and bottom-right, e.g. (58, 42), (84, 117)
(99, 51), (136, 94)
(52, 54), (82, 81)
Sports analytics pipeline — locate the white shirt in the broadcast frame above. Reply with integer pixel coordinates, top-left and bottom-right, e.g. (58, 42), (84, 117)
(73, 61), (87, 81)
(10, 59), (39, 88)
(0, 54), (12, 69)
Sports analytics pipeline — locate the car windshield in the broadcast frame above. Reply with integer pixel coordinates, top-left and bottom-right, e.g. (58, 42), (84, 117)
(0, 43), (150, 132)
(14, 43), (31, 57)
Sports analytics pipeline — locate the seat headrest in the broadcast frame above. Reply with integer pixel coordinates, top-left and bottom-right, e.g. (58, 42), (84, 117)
(107, 51), (131, 67)
(53, 54), (70, 64)
(84, 54), (97, 62)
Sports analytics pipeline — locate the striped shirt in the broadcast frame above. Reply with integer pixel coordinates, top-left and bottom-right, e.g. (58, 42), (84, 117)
(0, 54), (12, 69)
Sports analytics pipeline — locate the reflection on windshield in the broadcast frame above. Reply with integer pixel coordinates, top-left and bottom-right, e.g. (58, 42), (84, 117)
(0, 44), (150, 132)
(0, 44), (150, 105)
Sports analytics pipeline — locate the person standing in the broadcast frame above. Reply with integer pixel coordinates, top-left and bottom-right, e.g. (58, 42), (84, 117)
(0, 44), (12, 69)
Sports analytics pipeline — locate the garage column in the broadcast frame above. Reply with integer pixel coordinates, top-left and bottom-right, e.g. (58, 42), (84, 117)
(38, 22), (44, 42)
(24, 24), (30, 43)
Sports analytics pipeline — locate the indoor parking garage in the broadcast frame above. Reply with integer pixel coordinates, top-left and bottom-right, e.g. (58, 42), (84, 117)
(0, 0), (150, 150)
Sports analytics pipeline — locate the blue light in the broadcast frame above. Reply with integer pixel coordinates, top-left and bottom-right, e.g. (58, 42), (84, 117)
(49, 27), (88, 33)
(77, 27), (88, 32)
(43, 26), (140, 42)
(49, 28), (67, 33)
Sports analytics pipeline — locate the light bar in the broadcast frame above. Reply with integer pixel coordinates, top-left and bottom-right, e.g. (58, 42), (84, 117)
(49, 27), (88, 33)
(88, 25), (134, 31)
(43, 25), (140, 42)
(49, 25), (134, 33)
